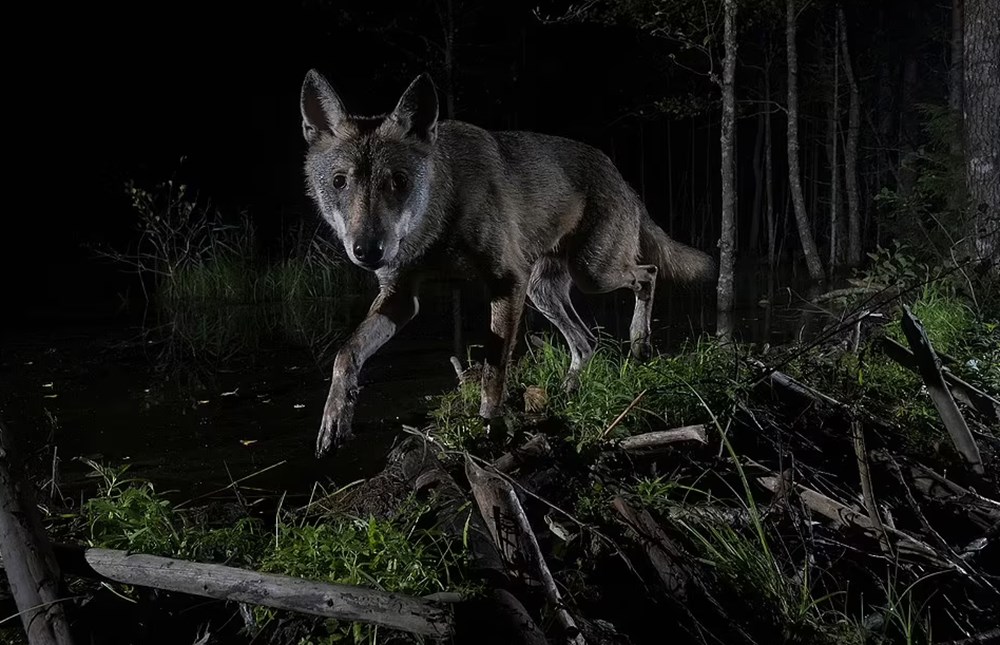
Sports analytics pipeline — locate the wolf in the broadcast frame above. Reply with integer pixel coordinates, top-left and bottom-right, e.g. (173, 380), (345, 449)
(300, 69), (716, 457)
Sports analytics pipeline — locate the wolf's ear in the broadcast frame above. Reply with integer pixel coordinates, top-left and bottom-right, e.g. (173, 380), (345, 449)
(385, 74), (439, 144)
(301, 69), (347, 144)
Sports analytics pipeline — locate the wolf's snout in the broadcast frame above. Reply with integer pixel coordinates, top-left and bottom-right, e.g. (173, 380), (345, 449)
(352, 238), (385, 267)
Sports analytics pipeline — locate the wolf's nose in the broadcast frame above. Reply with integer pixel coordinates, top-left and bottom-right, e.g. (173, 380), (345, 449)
(352, 239), (385, 266)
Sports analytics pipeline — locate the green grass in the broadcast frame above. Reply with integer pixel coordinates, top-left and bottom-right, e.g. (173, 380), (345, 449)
(58, 460), (470, 644)
(431, 335), (745, 452)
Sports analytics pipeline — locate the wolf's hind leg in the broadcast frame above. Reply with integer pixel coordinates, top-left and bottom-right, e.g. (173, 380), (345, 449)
(528, 256), (595, 390)
(629, 265), (658, 361)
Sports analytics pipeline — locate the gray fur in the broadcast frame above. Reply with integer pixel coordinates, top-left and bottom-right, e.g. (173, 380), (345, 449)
(301, 69), (717, 456)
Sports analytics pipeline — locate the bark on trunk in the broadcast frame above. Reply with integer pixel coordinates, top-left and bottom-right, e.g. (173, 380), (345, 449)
(826, 23), (841, 271)
(786, 0), (826, 280)
(750, 102), (765, 255)
(838, 5), (862, 266)
(0, 419), (76, 645)
(964, 0), (1000, 267)
(764, 56), (777, 267)
(717, 0), (738, 333)
(950, 0), (965, 114)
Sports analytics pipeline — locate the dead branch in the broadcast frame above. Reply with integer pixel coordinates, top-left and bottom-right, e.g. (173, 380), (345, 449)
(610, 497), (693, 599)
(53, 544), (453, 638)
(756, 474), (955, 567)
(900, 306), (985, 475)
(465, 457), (586, 644)
(618, 425), (709, 453)
(882, 337), (1000, 423)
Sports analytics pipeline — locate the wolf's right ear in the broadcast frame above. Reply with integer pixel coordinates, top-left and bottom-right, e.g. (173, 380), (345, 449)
(300, 69), (347, 144)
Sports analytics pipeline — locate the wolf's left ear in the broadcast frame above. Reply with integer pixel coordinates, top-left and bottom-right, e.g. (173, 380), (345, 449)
(386, 74), (439, 144)
(301, 69), (348, 144)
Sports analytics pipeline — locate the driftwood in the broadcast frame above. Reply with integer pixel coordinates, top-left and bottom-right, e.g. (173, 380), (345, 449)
(493, 434), (553, 473)
(882, 337), (1000, 423)
(0, 419), (75, 645)
(752, 360), (851, 415)
(909, 462), (1000, 531)
(610, 497), (692, 599)
(756, 474), (953, 566)
(900, 306), (985, 475)
(52, 544), (454, 638)
(465, 457), (586, 645)
(618, 425), (709, 454)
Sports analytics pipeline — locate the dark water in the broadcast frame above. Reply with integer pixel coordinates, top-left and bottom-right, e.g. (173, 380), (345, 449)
(0, 265), (820, 500)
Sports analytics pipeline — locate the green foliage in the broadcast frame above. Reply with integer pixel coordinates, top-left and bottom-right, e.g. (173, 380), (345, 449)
(98, 176), (370, 306)
(519, 336), (742, 450)
(63, 461), (469, 644)
(430, 336), (743, 452)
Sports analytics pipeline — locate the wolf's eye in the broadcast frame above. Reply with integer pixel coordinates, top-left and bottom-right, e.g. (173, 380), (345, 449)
(332, 173), (348, 190)
(390, 172), (409, 193)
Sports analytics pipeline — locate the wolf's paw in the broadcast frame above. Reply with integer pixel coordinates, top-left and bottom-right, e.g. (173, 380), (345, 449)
(631, 337), (653, 362)
(316, 385), (357, 458)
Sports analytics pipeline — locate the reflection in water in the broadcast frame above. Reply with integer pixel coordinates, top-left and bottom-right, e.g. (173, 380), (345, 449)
(1, 265), (825, 498)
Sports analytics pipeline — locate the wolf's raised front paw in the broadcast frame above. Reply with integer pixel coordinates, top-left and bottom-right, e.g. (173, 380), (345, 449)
(315, 386), (356, 458)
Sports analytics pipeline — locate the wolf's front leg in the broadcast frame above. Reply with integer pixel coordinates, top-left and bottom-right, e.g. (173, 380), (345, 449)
(480, 278), (527, 420)
(317, 281), (419, 457)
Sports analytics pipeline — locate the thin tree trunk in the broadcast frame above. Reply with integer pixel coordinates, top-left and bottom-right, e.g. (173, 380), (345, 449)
(749, 104), (764, 255)
(899, 55), (919, 198)
(964, 0), (999, 267)
(950, 0), (965, 114)
(827, 22), (841, 273)
(786, 0), (825, 280)
(765, 55), (777, 267)
(839, 5), (862, 267)
(667, 120), (675, 236)
(717, 0), (738, 339)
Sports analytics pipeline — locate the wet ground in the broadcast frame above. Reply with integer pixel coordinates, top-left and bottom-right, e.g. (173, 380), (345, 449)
(0, 267), (818, 502)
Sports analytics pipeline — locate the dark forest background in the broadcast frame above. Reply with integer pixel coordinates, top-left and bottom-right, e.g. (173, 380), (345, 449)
(4, 0), (995, 328)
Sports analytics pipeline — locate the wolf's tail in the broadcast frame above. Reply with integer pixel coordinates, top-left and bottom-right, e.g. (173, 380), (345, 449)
(640, 215), (717, 284)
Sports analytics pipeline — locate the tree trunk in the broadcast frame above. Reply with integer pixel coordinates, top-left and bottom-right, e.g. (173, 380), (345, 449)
(839, 5), (862, 267)
(786, 0), (825, 280)
(964, 0), (1000, 267)
(717, 0), (738, 339)
(826, 22), (841, 272)
(765, 56), (777, 267)
(950, 0), (965, 114)
(0, 420), (76, 645)
(749, 103), (764, 255)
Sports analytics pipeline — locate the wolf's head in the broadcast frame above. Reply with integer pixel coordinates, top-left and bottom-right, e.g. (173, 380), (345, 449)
(300, 70), (439, 270)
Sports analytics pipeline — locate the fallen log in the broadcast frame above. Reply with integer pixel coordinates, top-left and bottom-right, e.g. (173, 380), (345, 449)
(0, 419), (75, 645)
(756, 474), (954, 567)
(52, 544), (454, 638)
(465, 457), (586, 645)
(610, 497), (692, 599)
(751, 360), (850, 415)
(618, 425), (708, 454)
(900, 306), (984, 475)
(882, 337), (1000, 423)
